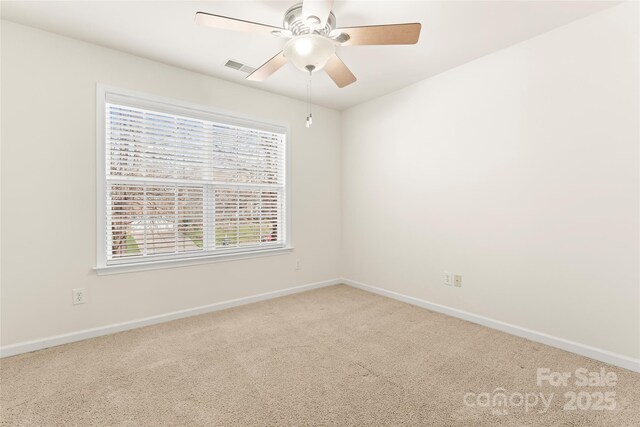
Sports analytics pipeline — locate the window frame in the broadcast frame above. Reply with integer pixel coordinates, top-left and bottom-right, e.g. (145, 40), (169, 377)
(95, 84), (292, 275)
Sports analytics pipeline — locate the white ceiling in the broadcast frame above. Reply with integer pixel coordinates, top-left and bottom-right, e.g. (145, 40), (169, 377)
(1, 1), (617, 110)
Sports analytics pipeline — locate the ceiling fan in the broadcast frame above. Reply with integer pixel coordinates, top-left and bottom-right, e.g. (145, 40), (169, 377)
(194, 0), (422, 89)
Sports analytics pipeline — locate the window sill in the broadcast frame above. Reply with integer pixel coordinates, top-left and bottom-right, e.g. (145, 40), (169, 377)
(94, 246), (293, 276)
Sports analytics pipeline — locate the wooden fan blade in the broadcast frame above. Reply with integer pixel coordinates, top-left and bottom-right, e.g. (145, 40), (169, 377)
(195, 12), (281, 35)
(324, 54), (356, 88)
(302, 0), (334, 28)
(337, 23), (421, 46)
(246, 51), (288, 82)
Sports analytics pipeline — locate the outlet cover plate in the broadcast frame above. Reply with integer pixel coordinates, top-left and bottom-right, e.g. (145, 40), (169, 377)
(454, 274), (462, 287)
(72, 288), (86, 305)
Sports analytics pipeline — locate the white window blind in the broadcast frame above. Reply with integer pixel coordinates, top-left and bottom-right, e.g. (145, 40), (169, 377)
(101, 92), (288, 268)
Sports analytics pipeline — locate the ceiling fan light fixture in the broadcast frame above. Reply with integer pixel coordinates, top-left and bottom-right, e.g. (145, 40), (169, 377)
(195, 1), (421, 89)
(284, 34), (336, 72)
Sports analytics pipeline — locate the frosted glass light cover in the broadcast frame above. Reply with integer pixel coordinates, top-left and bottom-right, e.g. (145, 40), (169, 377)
(284, 35), (336, 72)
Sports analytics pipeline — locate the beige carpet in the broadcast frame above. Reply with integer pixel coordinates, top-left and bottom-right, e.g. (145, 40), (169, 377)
(1, 285), (639, 426)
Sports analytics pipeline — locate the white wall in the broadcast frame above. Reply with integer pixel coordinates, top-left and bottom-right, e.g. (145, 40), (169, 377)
(2, 3), (638, 363)
(0, 21), (342, 346)
(341, 3), (639, 359)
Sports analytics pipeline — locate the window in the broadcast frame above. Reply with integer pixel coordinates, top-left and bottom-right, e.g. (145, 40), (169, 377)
(96, 86), (290, 273)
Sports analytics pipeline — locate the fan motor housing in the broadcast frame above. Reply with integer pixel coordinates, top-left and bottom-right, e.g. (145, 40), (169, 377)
(283, 3), (336, 37)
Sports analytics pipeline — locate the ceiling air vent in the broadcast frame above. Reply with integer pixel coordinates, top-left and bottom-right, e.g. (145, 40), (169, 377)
(225, 59), (256, 74)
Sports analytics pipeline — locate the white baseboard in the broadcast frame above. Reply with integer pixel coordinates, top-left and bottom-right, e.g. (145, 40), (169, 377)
(342, 278), (640, 373)
(4, 277), (639, 373)
(0, 278), (342, 358)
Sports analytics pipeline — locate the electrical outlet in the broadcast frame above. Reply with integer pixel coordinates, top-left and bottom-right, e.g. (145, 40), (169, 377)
(443, 271), (453, 286)
(72, 288), (86, 305)
(295, 259), (301, 270)
(454, 274), (462, 288)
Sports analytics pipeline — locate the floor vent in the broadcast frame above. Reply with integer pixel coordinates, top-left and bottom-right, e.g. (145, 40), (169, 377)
(225, 59), (256, 74)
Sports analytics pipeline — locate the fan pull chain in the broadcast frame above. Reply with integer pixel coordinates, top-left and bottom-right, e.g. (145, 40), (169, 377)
(306, 66), (314, 128)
